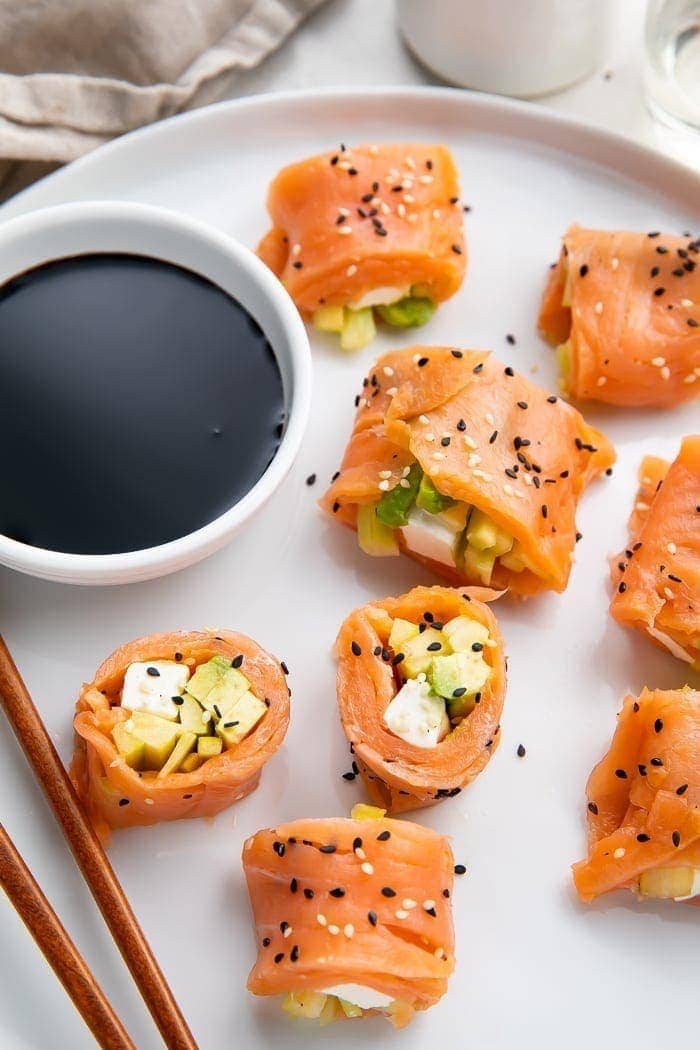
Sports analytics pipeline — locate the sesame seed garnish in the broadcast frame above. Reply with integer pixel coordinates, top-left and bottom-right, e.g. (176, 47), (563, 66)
(274, 953), (284, 964)
(290, 878), (298, 893)
(346, 264), (358, 277)
(290, 945), (299, 962)
(454, 864), (466, 875)
(304, 888), (314, 899)
(614, 768), (627, 779)
(676, 783), (688, 795)
(579, 264), (589, 277)
(381, 886), (396, 897)
(273, 841), (286, 857)
(672, 830), (681, 847)
(361, 861), (374, 875)
(327, 925), (340, 936)
(613, 847), (626, 859)
(451, 244), (462, 254)
(368, 910), (377, 926)
(320, 844), (337, 854)
(351, 641), (362, 656)
(651, 757), (663, 766)
(654, 718), (663, 733)
(587, 802), (598, 815)
(434, 947), (446, 960)
(317, 914), (327, 926)
(636, 833), (650, 843)
(517, 744), (526, 757)
(337, 225), (353, 235)
(377, 830), (390, 841)
(395, 909), (409, 920)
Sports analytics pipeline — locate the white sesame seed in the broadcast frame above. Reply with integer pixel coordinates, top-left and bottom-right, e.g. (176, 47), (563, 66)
(594, 301), (604, 315)
(419, 174), (434, 184)
(361, 861), (374, 875)
(401, 178), (413, 190)
(291, 243), (301, 256)
(467, 453), (481, 467)
(463, 435), (477, 450)
(423, 899), (436, 911)
(681, 298), (693, 307)
(403, 193), (415, 204)
(386, 386), (398, 396)
(378, 480), (390, 491)
(433, 209), (441, 219)
(485, 413), (495, 426)
(683, 373), (696, 384)
(109, 758), (120, 768)
(383, 366), (394, 376)
(404, 156), (416, 170)
(354, 846), (366, 859)
(397, 203), (406, 218)
(346, 264), (358, 277)
(317, 914), (327, 926)
(611, 257), (619, 270)
(283, 926), (293, 938)
(472, 469), (493, 481)
(402, 465), (411, 477)
(399, 479), (411, 488)
(666, 542), (677, 554)
(338, 161), (351, 170)
(635, 501), (649, 512)
(432, 451), (446, 460)
(419, 415), (430, 424)
(425, 433), (435, 442)
(402, 899), (417, 909)
(371, 196), (381, 207)
(380, 202), (391, 215)
(337, 225), (353, 236)
(328, 925), (340, 935)
(379, 469), (392, 479)
(660, 366), (670, 380)
(613, 847), (625, 859)
(387, 169), (400, 180)
(523, 473), (533, 485)
(395, 909), (409, 920)
(651, 356), (666, 367)
(201, 711), (211, 723)
(434, 947), (446, 960)
(413, 354), (422, 363)
(338, 207), (350, 217)
(664, 587), (675, 601)
(597, 376), (607, 386)
(504, 483), (514, 496)
(344, 924), (355, 938)
(145, 798), (154, 805)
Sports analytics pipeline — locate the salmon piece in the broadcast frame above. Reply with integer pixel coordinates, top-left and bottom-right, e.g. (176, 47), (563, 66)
(572, 688), (700, 903)
(242, 814), (455, 1026)
(539, 225), (700, 407)
(335, 586), (506, 813)
(70, 630), (289, 841)
(610, 436), (700, 667)
(320, 346), (615, 596)
(257, 143), (465, 323)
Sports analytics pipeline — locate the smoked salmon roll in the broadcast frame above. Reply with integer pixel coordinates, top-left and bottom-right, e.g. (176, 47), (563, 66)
(610, 436), (699, 668)
(335, 586), (506, 813)
(257, 143), (466, 350)
(320, 345), (615, 596)
(573, 688), (700, 904)
(539, 225), (700, 407)
(242, 807), (455, 1027)
(70, 630), (290, 840)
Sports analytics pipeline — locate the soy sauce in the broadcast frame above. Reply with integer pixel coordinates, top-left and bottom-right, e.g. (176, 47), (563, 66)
(0, 254), (284, 554)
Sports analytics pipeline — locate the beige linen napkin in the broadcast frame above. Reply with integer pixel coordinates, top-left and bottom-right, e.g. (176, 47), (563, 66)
(0, 0), (325, 196)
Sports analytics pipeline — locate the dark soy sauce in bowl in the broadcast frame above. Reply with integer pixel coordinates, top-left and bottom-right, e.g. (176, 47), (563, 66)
(0, 254), (284, 554)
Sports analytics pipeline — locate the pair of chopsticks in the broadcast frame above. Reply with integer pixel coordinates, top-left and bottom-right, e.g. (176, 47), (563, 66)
(0, 635), (197, 1049)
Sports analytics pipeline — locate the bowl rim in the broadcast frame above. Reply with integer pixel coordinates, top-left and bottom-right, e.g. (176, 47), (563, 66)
(0, 200), (313, 584)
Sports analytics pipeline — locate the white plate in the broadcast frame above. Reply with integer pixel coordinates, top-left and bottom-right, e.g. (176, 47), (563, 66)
(0, 88), (698, 1050)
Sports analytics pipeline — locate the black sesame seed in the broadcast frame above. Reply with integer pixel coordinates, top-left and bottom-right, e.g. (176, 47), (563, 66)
(441, 436), (451, 447)
(517, 744), (526, 758)
(654, 718), (663, 733)
(653, 287), (665, 296)
(232, 654), (243, 669)
(614, 769), (627, 779)
(368, 910), (377, 926)
(376, 830), (391, 841)
(647, 231), (660, 238)
(262, 937), (271, 947)
(451, 244), (462, 254)
(417, 357), (429, 367)
(473, 362), (484, 374)
(504, 366), (514, 377)
(427, 641), (441, 652)
(329, 887), (345, 898)
(174, 652), (183, 661)
(636, 834), (650, 843)
(618, 582), (627, 593)
(452, 686), (467, 698)
(541, 504), (548, 519)
(353, 837), (363, 851)
(638, 764), (647, 776)
(489, 430), (498, 443)
(273, 841), (286, 857)
(274, 953), (284, 964)
(451, 350), (463, 358)
(304, 888), (314, 899)
(392, 652), (405, 666)
(587, 802), (599, 815)
(381, 887), (396, 897)
(320, 844), (337, 854)
(672, 830), (681, 847)
(342, 772), (356, 781)
(454, 864), (467, 875)
(656, 245), (668, 254)
(676, 783), (688, 795)
(351, 641), (362, 656)
(579, 264), (589, 277)
(182, 793), (193, 800)
(650, 757), (663, 766)
(306, 473), (316, 486)
(146, 667), (160, 677)
(688, 318), (699, 327)
(281, 661), (290, 675)
(457, 419), (467, 432)
(290, 945), (299, 962)
(118, 798), (130, 806)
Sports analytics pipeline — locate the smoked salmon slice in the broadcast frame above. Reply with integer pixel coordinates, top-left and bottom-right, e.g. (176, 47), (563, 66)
(70, 630), (290, 841)
(572, 688), (700, 903)
(242, 810), (455, 1027)
(539, 225), (700, 407)
(610, 436), (699, 667)
(320, 345), (615, 596)
(335, 586), (506, 813)
(257, 143), (466, 350)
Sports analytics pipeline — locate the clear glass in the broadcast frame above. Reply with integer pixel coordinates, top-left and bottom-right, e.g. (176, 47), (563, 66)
(645, 0), (700, 132)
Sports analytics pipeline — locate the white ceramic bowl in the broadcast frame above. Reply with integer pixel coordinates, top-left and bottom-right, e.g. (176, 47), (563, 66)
(0, 201), (312, 585)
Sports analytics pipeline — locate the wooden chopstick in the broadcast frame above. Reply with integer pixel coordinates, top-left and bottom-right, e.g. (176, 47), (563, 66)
(0, 822), (135, 1050)
(0, 634), (197, 1050)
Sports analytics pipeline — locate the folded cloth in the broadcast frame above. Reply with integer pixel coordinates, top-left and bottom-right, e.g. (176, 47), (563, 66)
(0, 0), (326, 195)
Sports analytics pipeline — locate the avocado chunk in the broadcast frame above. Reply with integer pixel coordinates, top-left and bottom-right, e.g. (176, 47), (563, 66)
(466, 508), (513, 556)
(177, 693), (210, 735)
(338, 999), (363, 1019)
(416, 475), (455, 515)
(428, 651), (491, 701)
(375, 462), (422, 527)
(556, 340), (571, 383)
(462, 544), (497, 585)
(179, 752), (205, 773)
(197, 735), (223, 759)
(157, 731), (197, 777)
(215, 691), (267, 748)
(638, 867), (696, 900)
(111, 722), (146, 771)
(376, 296), (436, 328)
(282, 991), (328, 1020)
(340, 307), (376, 351)
(186, 659), (226, 704)
(312, 305), (345, 333)
(388, 617), (420, 651)
(124, 712), (181, 770)
(447, 692), (477, 721)
(203, 667), (251, 718)
(357, 503), (399, 557)
(398, 627), (451, 678)
(350, 803), (386, 820)
(442, 615), (490, 653)
(500, 541), (538, 575)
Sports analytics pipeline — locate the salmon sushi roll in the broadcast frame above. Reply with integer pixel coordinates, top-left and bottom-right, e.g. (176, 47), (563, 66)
(320, 345), (615, 596)
(242, 807), (455, 1027)
(573, 688), (700, 904)
(70, 630), (290, 840)
(257, 143), (466, 350)
(610, 436), (699, 667)
(335, 586), (506, 813)
(539, 225), (700, 407)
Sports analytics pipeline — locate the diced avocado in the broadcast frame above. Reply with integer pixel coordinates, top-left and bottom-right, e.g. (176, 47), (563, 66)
(410, 283), (432, 299)
(447, 692), (477, 721)
(215, 691), (267, 748)
(357, 503), (399, 557)
(203, 667), (251, 718)
(398, 627), (451, 679)
(282, 991), (328, 1019)
(428, 651), (491, 705)
(375, 296), (436, 328)
(416, 475), (455, 515)
(197, 735), (223, 758)
(157, 731), (197, 777)
(376, 462), (422, 527)
(466, 509), (513, 556)
(350, 803), (386, 820)
(338, 999), (363, 1019)
(638, 867), (696, 900)
(499, 541), (538, 575)
(111, 722), (146, 771)
(388, 617), (420, 650)
(439, 501), (471, 533)
(126, 712), (181, 770)
(442, 615), (490, 653)
(462, 544), (497, 586)
(312, 305), (345, 333)
(180, 752), (205, 773)
(186, 659), (226, 703)
(177, 693), (210, 735)
(556, 340), (571, 382)
(319, 996), (342, 1026)
(340, 307), (376, 351)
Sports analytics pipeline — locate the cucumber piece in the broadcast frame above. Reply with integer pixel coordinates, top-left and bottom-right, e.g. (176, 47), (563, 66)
(442, 616), (490, 653)
(158, 731), (197, 777)
(416, 474), (455, 515)
(338, 999), (363, 1019)
(399, 627), (451, 679)
(312, 305), (345, 333)
(388, 617), (420, 650)
(357, 503), (399, 557)
(427, 651), (491, 700)
(376, 462), (422, 527)
(462, 544), (497, 586)
(376, 296), (436, 328)
(197, 735), (223, 758)
(466, 508), (513, 556)
(178, 693), (210, 736)
(340, 307), (376, 351)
